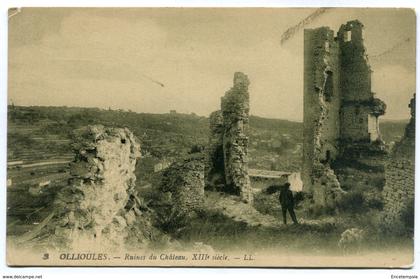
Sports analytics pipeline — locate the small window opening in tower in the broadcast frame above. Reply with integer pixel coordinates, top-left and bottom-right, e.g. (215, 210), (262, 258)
(324, 70), (333, 102)
(344, 30), (351, 42)
(368, 114), (380, 142)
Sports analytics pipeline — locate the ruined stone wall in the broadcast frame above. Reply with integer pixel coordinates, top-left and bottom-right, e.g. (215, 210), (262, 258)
(160, 153), (205, 215)
(206, 72), (253, 203)
(50, 125), (151, 250)
(382, 94), (415, 234)
(221, 72), (253, 203)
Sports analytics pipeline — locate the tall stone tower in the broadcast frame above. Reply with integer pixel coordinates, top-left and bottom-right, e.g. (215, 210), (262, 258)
(303, 20), (386, 210)
(338, 21), (385, 143)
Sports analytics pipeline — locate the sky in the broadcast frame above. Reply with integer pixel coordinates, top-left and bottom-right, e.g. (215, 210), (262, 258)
(8, 8), (416, 121)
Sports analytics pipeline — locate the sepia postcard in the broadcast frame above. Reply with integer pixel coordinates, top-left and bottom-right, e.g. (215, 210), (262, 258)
(6, 7), (416, 267)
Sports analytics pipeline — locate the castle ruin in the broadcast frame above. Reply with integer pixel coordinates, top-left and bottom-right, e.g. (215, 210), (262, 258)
(303, 20), (387, 210)
(206, 72), (253, 203)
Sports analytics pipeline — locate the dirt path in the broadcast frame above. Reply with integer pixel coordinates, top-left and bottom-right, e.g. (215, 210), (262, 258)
(205, 192), (283, 227)
(205, 192), (337, 230)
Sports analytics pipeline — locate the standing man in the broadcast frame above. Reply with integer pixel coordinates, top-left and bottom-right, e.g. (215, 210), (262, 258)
(279, 182), (298, 225)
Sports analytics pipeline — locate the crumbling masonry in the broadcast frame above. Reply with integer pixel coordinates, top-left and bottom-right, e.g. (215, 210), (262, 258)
(382, 94), (415, 234)
(303, 20), (387, 209)
(207, 72), (253, 203)
(50, 125), (153, 250)
(160, 153), (205, 216)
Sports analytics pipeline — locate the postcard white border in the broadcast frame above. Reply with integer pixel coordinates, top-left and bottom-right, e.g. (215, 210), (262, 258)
(0, 1), (419, 279)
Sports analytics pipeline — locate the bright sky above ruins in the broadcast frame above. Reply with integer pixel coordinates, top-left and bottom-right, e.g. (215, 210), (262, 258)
(8, 8), (416, 121)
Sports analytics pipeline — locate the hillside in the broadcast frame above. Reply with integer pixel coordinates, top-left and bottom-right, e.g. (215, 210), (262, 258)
(7, 106), (406, 171)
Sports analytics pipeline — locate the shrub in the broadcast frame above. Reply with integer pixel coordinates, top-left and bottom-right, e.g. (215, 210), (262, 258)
(338, 192), (364, 213)
(253, 192), (280, 216)
(338, 228), (365, 253)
